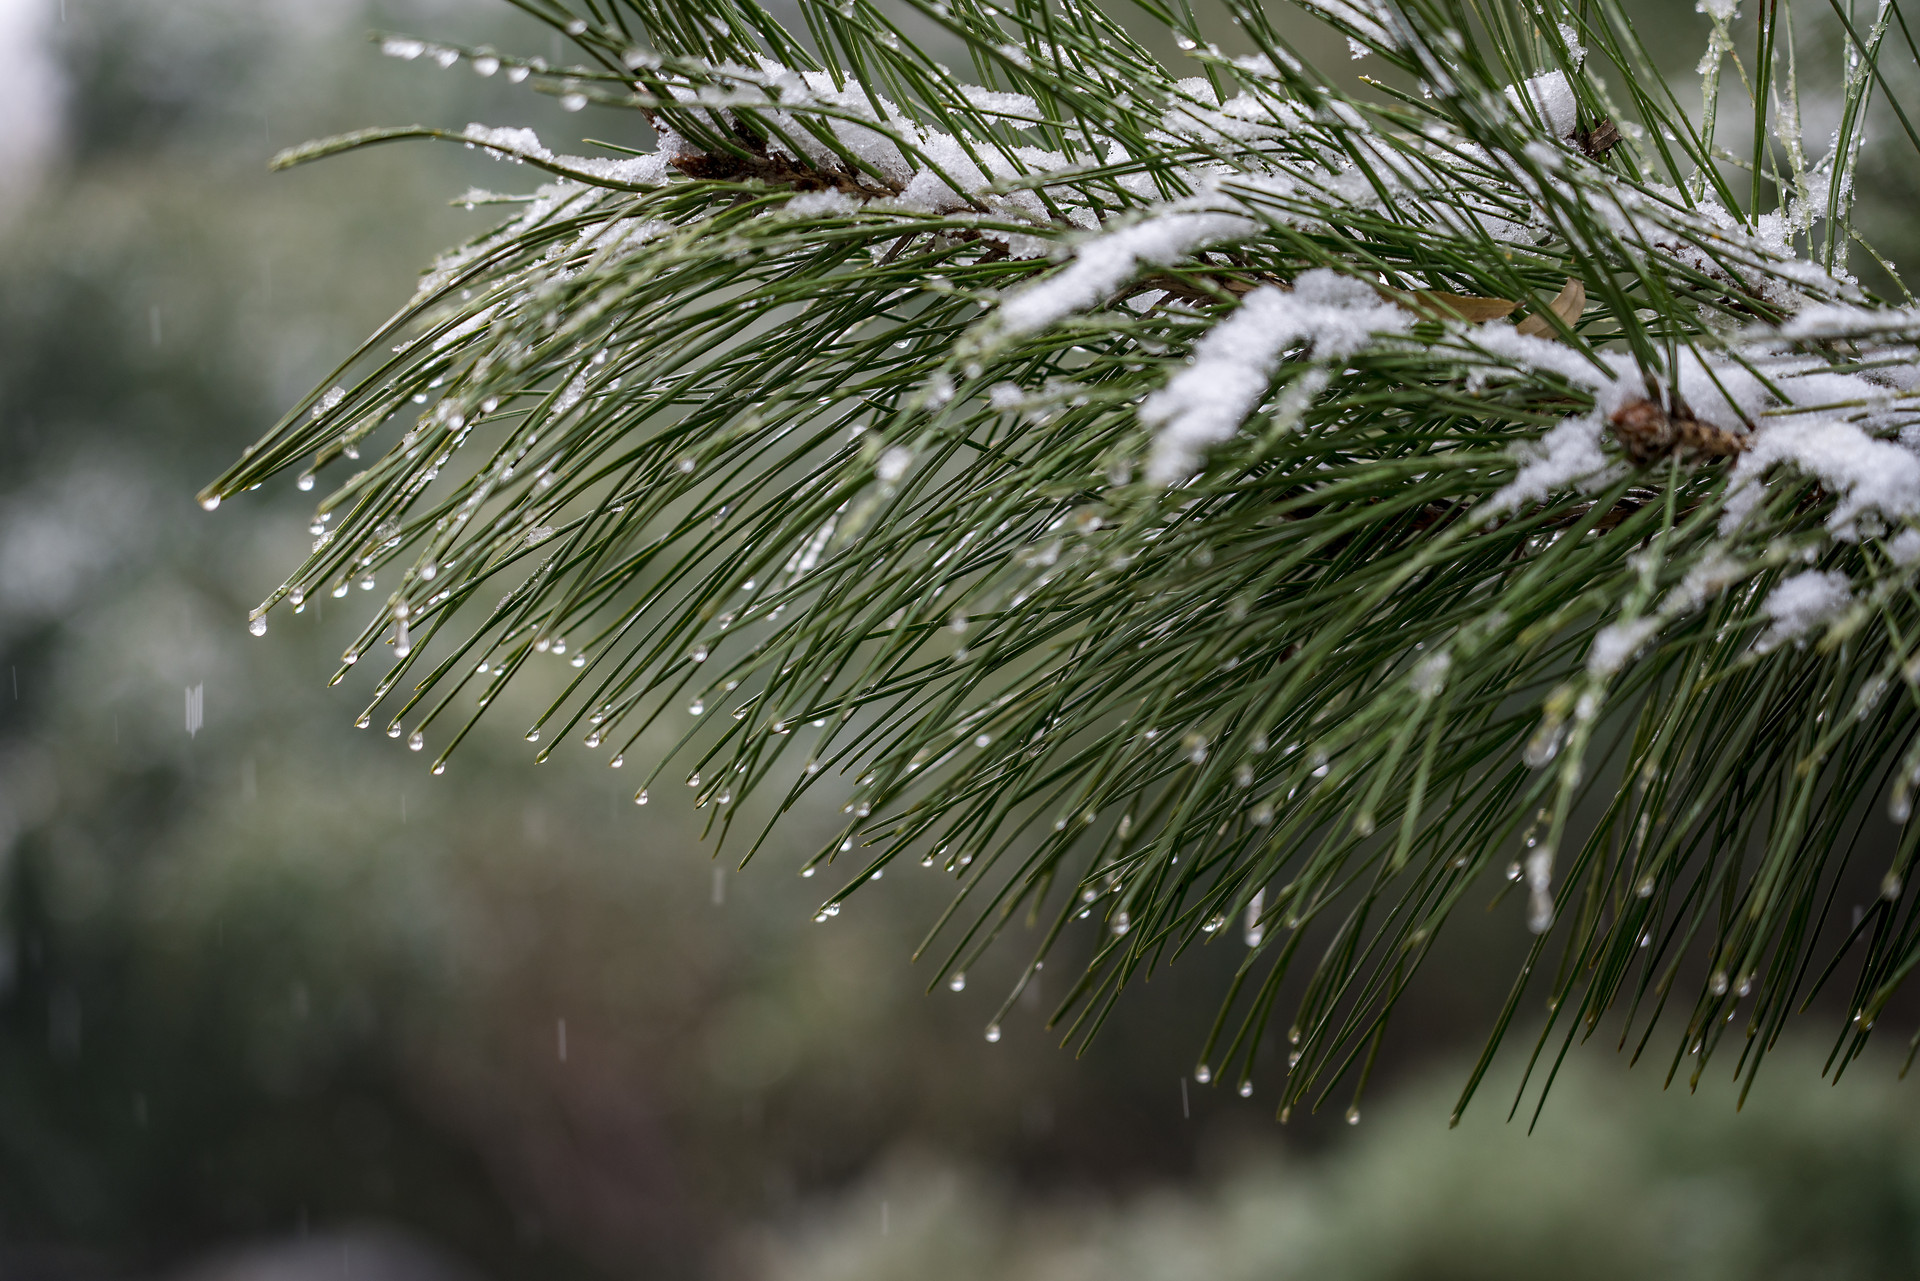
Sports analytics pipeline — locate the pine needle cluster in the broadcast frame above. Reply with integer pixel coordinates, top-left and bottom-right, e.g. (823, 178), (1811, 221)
(204, 0), (1920, 1120)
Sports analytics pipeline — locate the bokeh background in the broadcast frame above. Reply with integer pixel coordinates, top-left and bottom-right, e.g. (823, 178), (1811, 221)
(4, 1), (1920, 1277)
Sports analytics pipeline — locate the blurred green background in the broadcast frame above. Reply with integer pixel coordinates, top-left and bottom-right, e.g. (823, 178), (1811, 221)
(3, 1), (1920, 1277)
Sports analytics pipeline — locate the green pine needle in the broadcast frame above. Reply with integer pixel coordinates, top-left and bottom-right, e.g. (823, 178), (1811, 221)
(205, 0), (1920, 1121)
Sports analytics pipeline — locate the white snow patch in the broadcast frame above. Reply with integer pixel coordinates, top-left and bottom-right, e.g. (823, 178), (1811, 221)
(785, 189), (861, 217)
(1505, 70), (1579, 139)
(1483, 413), (1615, 515)
(1141, 272), (1411, 484)
(1722, 417), (1920, 538)
(1758, 569), (1850, 649)
(464, 124), (553, 161)
(1587, 618), (1660, 677)
(998, 210), (1257, 335)
(1889, 528), (1920, 567)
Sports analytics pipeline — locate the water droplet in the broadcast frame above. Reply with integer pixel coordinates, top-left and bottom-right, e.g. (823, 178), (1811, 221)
(687, 773), (700, 788)
(525, 729), (541, 743)
(431, 762), (445, 776)
(560, 92), (588, 112)
(689, 698), (705, 715)
(249, 616), (268, 637)
(1345, 1106), (1361, 1125)
(1238, 1081), (1254, 1098)
(408, 732), (425, 752)
(199, 493), (221, 511)
(387, 724), (403, 739)
(802, 867), (815, 878)
(692, 646), (709, 663)
(297, 473), (316, 492)
(355, 714), (371, 730)
(634, 789), (649, 805)
(949, 972), (966, 992)
(1111, 911), (1131, 936)
(1506, 861), (1523, 882)
(1710, 971), (1728, 996)
(984, 1024), (1002, 1043)
(1194, 1064), (1211, 1084)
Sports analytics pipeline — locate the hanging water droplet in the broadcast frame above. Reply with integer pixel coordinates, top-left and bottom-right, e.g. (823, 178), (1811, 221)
(949, 972), (967, 992)
(560, 92), (588, 112)
(692, 645), (709, 663)
(634, 789), (649, 805)
(689, 699), (705, 715)
(1194, 1064), (1211, 1084)
(408, 731), (425, 752)
(297, 473), (316, 492)
(355, 713), (371, 730)
(1238, 1081), (1253, 1098)
(984, 1024), (1002, 1043)
(1345, 1106), (1361, 1125)
(1710, 971), (1729, 996)
(1111, 911), (1131, 936)
(1524, 719), (1566, 769)
(431, 762), (445, 776)
(525, 729), (541, 743)
(687, 773), (700, 788)
(199, 494), (221, 511)
(387, 724), (403, 739)
(1506, 861), (1523, 882)
(249, 616), (268, 637)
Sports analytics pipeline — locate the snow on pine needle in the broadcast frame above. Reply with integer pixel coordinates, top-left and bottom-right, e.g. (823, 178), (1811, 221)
(206, 0), (1920, 1118)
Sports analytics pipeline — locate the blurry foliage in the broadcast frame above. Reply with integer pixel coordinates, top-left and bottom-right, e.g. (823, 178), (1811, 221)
(750, 1052), (1920, 1281)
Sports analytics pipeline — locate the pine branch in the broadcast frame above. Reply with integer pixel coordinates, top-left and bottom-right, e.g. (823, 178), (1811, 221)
(204, 0), (1920, 1120)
